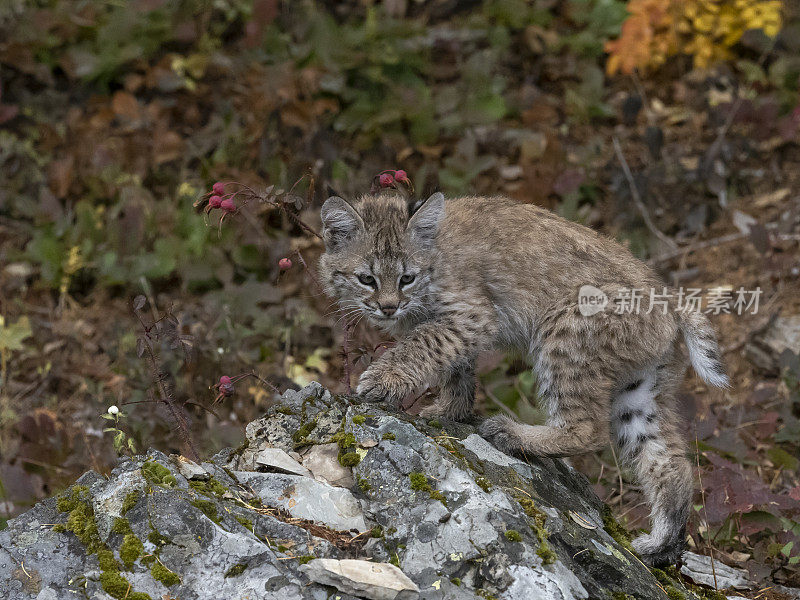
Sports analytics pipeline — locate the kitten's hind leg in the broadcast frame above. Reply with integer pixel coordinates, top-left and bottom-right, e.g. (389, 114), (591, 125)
(419, 360), (475, 421)
(480, 339), (613, 457)
(479, 412), (609, 458)
(612, 363), (692, 567)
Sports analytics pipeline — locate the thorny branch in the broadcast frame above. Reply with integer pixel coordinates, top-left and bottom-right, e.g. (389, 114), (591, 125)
(133, 297), (200, 461)
(612, 136), (677, 251)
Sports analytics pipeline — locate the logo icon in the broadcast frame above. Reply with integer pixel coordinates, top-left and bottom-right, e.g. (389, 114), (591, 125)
(578, 285), (608, 316)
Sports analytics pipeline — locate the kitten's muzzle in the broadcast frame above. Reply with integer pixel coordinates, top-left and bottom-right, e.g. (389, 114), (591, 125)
(378, 303), (398, 317)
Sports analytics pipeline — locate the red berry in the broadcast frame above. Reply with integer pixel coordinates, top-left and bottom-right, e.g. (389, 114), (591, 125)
(220, 198), (236, 212)
(212, 182), (225, 195)
(394, 169), (408, 182)
(218, 375), (234, 397)
(209, 195), (223, 208)
(379, 173), (394, 187)
(278, 257), (292, 270)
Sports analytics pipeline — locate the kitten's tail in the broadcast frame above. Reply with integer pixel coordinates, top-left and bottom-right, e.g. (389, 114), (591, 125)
(678, 310), (730, 388)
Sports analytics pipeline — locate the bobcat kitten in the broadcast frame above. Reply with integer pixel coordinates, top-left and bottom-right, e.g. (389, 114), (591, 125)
(318, 191), (728, 567)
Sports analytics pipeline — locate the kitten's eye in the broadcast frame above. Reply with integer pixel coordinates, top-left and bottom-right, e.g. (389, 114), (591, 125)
(357, 274), (376, 287)
(399, 273), (415, 286)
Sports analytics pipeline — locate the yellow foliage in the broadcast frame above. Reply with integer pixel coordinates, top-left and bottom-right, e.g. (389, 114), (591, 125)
(605, 0), (782, 75)
(59, 246), (84, 296)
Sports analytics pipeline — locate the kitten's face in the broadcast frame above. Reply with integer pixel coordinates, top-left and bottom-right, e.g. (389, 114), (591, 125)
(318, 192), (444, 331)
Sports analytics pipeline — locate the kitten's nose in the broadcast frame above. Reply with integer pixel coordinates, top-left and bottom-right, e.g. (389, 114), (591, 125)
(380, 304), (398, 316)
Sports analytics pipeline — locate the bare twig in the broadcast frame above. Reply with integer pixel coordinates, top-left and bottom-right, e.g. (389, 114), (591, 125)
(482, 385), (519, 418)
(649, 226), (798, 265)
(701, 37), (779, 176)
(340, 319), (355, 394)
(695, 429), (718, 590)
(630, 72), (655, 126)
(134, 300), (200, 461)
(608, 441), (625, 513)
(613, 137), (678, 251)
(648, 232), (746, 264)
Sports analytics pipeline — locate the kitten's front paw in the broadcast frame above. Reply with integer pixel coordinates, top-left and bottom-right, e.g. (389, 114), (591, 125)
(419, 400), (472, 422)
(479, 415), (523, 455)
(418, 403), (446, 418)
(356, 366), (408, 406)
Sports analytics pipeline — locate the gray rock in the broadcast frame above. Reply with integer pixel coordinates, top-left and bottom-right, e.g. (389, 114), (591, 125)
(302, 442), (354, 487)
(255, 447), (312, 477)
(301, 558), (419, 600)
(173, 456), (209, 480)
(775, 586), (800, 599)
(461, 433), (526, 468)
(0, 383), (769, 600)
(745, 314), (800, 372)
(680, 551), (752, 590)
(234, 471), (366, 532)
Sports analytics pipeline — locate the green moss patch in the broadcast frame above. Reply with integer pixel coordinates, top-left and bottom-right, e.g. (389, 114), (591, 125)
(151, 562), (181, 586)
(190, 499), (219, 523)
(291, 418), (317, 444)
(664, 586), (685, 600)
(334, 431), (362, 466)
(119, 533), (143, 569)
(295, 555), (315, 565)
(225, 563), (247, 578)
(97, 549), (121, 572)
(110, 517), (133, 536)
(381, 432), (396, 441)
(408, 471), (447, 507)
(333, 431), (356, 449)
(475, 476), (492, 493)
(99, 571), (152, 600)
(189, 477), (227, 496)
(601, 505), (634, 553)
(121, 490), (141, 515)
(61, 491), (102, 553)
(147, 530), (171, 547)
(536, 542), (557, 564)
(235, 516), (254, 530)
(370, 525), (384, 538)
(56, 485), (88, 513)
(513, 495), (556, 564)
(504, 529), (522, 542)
(338, 451), (362, 467)
(141, 461), (177, 487)
(352, 415), (366, 425)
(55, 485), (151, 598)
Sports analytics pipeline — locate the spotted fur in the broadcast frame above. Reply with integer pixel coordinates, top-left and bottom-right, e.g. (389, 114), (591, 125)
(318, 192), (728, 566)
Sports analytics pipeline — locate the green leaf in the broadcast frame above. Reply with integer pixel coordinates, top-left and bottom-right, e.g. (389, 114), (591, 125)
(768, 447), (799, 471)
(0, 316), (32, 352)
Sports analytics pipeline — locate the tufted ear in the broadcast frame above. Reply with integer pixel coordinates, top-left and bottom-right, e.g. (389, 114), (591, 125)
(407, 192), (445, 247)
(321, 196), (364, 251)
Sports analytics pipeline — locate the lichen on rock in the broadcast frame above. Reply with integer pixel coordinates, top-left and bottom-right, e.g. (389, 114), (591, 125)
(0, 382), (752, 600)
